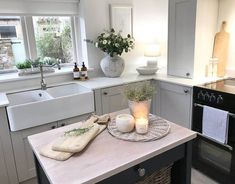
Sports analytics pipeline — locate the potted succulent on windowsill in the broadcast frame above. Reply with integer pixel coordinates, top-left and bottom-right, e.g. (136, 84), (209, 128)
(124, 82), (155, 121)
(85, 28), (135, 77)
(16, 57), (56, 76)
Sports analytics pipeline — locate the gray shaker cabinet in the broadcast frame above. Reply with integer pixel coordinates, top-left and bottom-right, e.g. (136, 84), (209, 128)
(11, 122), (58, 183)
(0, 107), (18, 184)
(155, 81), (192, 129)
(168, 0), (197, 78)
(94, 81), (151, 115)
(10, 114), (90, 183)
(168, 0), (219, 78)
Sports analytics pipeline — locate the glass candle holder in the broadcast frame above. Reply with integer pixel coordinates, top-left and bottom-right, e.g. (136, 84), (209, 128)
(135, 118), (148, 134)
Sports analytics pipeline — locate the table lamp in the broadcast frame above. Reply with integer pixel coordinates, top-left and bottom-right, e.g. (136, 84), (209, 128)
(144, 44), (161, 68)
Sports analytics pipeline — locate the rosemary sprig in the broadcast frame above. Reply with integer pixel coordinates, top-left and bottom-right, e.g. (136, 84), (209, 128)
(64, 125), (94, 137)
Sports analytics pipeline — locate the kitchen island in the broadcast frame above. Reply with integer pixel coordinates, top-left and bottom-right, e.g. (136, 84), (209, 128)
(28, 110), (196, 184)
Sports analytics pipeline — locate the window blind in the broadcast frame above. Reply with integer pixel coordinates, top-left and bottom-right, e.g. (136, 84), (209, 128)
(0, 0), (79, 15)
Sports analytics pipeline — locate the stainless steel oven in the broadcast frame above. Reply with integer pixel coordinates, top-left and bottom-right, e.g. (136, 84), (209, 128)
(192, 79), (235, 184)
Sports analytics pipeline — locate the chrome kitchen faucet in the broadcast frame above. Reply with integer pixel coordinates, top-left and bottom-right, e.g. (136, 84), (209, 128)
(39, 62), (61, 90)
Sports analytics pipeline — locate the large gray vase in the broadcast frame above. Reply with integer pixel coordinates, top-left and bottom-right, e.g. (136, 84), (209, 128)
(100, 54), (125, 77)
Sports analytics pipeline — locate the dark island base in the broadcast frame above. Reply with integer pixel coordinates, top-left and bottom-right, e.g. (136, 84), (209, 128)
(34, 141), (192, 184)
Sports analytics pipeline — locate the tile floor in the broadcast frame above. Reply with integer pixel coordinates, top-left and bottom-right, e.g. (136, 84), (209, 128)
(191, 168), (219, 184)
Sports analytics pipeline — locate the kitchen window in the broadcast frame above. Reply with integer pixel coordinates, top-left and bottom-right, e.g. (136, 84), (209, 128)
(0, 0), (81, 74)
(0, 16), (26, 72)
(0, 16), (80, 73)
(33, 16), (74, 64)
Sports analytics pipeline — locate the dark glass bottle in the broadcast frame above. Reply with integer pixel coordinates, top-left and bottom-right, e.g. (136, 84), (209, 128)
(81, 62), (88, 80)
(73, 62), (80, 80)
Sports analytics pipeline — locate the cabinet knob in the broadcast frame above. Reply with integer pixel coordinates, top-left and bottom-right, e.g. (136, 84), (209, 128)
(217, 95), (224, 104)
(138, 168), (146, 177)
(51, 125), (56, 129)
(103, 92), (108, 95)
(184, 89), (189, 94)
(186, 73), (190, 77)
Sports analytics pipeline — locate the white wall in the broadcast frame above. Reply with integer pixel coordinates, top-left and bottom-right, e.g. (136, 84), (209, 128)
(80, 0), (168, 74)
(218, 0), (235, 75)
(194, 0), (219, 77)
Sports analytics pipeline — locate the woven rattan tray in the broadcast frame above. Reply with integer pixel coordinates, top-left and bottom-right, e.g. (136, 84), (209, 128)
(108, 114), (170, 142)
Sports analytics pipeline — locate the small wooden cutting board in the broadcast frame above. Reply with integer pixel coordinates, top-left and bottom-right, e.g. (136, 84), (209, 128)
(212, 21), (230, 77)
(40, 124), (106, 161)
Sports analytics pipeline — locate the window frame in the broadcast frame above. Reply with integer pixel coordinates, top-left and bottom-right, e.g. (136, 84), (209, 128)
(0, 15), (82, 72)
(22, 15), (80, 65)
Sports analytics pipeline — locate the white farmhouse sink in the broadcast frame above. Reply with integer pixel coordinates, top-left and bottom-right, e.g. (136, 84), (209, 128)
(7, 90), (53, 106)
(46, 83), (91, 98)
(7, 83), (94, 131)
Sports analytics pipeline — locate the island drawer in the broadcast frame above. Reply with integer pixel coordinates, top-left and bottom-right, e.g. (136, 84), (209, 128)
(98, 144), (185, 184)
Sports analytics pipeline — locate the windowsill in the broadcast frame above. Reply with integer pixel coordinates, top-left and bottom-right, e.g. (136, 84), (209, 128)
(0, 66), (94, 83)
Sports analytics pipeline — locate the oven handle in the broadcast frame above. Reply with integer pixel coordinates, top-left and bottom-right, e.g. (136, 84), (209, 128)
(197, 132), (233, 151)
(194, 103), (235, 118)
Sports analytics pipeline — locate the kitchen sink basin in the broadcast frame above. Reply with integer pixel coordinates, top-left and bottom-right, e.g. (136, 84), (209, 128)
(7, 83), (94, 131)
(46, 83), (91, 98)
(7, 90), (53, 106)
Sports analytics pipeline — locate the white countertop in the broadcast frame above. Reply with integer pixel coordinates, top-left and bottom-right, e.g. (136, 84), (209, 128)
(76, 72), (224, 90)
(0, 72), (224, 107)
(28, 110), (197, 184)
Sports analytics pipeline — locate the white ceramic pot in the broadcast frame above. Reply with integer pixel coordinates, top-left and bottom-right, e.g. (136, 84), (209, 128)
(100, 54), (125, 77)
(115, 114), (135, 133)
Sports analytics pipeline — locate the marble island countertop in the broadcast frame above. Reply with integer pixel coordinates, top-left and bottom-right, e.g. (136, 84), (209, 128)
(28, 110), (197, 184)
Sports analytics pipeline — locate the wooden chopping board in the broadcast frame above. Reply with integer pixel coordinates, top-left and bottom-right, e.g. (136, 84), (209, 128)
(212, 21), (230, 77)
(40, 123), (106, 161)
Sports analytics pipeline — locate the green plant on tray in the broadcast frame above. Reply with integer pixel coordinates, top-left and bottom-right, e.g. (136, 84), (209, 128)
(124, 82), (155, 102)
(16, 59), (32, 69)
(64, 126), (94, 137)
(16, 57), (57, 69)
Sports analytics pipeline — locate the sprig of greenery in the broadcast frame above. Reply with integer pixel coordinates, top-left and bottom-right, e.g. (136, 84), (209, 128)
(124, 82), (155, 102)
(64, 126), (94, 137)
(85, 28), (134, 57)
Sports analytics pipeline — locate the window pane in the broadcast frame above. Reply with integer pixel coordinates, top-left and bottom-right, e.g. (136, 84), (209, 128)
(33, 16), (73, 64)
(0, 16), (26, 71)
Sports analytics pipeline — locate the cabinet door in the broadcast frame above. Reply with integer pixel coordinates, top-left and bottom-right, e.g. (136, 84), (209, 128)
(168, 0), (197, 78)
(0, 140), (9, 184)
(156, 82), (192, 128)
(11, 122), (58, 182)
(101, 85), (128, 114)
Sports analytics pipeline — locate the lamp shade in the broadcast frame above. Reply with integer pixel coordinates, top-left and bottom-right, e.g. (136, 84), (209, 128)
(144, 44), (161, 57)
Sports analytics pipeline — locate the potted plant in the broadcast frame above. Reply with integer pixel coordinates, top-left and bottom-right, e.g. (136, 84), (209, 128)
(124, 82), (155, 121)
(16, 57), (56, 76)
(86, 28), (135, 77)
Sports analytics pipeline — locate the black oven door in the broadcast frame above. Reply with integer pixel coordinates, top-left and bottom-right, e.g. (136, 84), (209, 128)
(192, 104), (235, 184)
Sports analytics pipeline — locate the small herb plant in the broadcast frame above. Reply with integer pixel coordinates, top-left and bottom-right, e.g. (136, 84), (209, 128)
(124, 82), (155, 102)
(16, 57), (57, 69)
(64, 126), (93, 137)
(85, 28), (135, 57)
(16, 60), (32, 69)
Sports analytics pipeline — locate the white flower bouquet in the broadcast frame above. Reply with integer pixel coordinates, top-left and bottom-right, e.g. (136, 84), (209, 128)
(86, 28), (135, 57)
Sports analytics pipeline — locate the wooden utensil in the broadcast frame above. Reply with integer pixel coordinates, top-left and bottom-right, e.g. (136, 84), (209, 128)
(212, 21), (230, 77)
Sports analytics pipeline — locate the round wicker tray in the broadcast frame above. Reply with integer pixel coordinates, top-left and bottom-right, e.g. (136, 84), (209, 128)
(108, 114), (171, 142)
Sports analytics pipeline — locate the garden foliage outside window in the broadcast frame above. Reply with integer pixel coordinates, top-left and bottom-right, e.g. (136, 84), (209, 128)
(33, 16), (73, 64)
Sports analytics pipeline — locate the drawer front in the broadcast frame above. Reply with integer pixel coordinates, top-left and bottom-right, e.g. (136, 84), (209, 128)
(98, 144), (185, 184)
